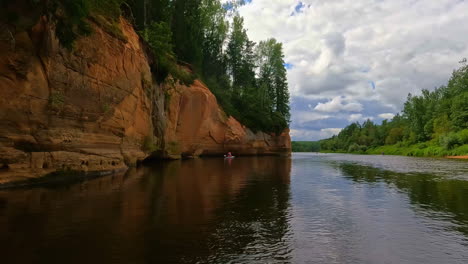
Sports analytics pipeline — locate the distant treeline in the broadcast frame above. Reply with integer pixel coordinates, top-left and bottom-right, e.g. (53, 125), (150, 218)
(292, 141), (320, 152)
(1, 0), (290, 134)
(320, 61), (468, 157)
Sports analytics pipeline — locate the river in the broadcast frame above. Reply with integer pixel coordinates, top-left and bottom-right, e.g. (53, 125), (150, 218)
(1, 153), (468, 263)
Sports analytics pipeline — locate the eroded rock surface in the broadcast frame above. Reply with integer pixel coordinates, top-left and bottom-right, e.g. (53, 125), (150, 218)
(0, 17), (152, 183)
(162, 80), (291, 159)
(0, 17), (290, 185)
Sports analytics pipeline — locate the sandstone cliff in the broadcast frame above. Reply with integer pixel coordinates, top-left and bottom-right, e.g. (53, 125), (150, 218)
(0, 17), (291, 185)
(161, 79), (291, 159)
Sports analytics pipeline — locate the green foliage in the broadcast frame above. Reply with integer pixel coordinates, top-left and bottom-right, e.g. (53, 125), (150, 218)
(53, 0), (94, 49)
(140, 21), (174, 59)
(88, 0), (124, 19)
(439, 132), (461, 150)
(292, 141), (321, 152)
(321, 60), (468, 157)
(167, 141), (180, 154)
(348, 143), (367, 153)
(140, 21), (195, 85)
(49, 91), (65, 109)
(2, 0), (125, 49)
(89, 14), (127, 42)
(141, 73), (152, 97)
(132, 0), (290, 134)
(7, 0), (290, 134)
(458, 130), (468, 144)
(101, 103), (111, 113)
(143, 1), (289, 133)
(366, 141), (468, 157)
(142, 135), (159, 153)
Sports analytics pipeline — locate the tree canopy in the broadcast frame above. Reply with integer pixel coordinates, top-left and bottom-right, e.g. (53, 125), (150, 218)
(128, 0), (290, 133)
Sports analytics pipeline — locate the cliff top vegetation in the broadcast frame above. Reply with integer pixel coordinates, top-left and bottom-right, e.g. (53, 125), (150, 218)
(1, 0), (290, 134)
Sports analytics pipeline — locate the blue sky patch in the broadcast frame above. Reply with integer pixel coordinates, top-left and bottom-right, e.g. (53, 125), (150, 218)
(291, 1), (305, 16)
(284, 63), (294, 69)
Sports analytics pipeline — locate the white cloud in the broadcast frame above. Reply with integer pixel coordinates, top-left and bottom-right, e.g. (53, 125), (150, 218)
(238, 0), (468, 108)
(314, 96), (363, 113)
(378, 113), (396, 120)
(295, 111), (331, 125)
(236, 0), (468, 140)
(348, 114), (363, 122)
(321, 128), (342, 136)
(348, 113), (374, 122)
(291, 128), (342, 141)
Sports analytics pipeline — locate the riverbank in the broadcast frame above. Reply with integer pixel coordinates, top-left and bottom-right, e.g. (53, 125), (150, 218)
(321, 143), (468, 159)
(446, 155), (468, 160)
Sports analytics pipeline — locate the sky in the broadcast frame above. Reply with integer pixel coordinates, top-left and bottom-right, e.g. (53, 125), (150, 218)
(232, 0), (468, 141)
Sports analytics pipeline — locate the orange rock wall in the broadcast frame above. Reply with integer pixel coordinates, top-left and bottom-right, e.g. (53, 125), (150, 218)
(0, 17), (153, 183)
(162, 80), (291, 158)
(0, 16), (290, 184)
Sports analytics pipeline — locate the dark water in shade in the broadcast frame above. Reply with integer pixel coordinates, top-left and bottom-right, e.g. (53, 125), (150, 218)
(1, 154), (468, 264)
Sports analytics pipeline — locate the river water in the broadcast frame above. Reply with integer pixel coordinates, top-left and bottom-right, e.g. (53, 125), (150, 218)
(1, 153), (468, 263)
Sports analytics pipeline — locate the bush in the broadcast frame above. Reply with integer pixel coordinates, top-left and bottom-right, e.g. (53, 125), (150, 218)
(439, 132), (461, 150)
(49, 91), (65, 108)
(348, 143), (360, 153)
(54, 0), (93, 49)
(142, 136), (158, 153)
(49, 0), (125, 49)
(140, 21), (195, 85)
(348, 143), (367, 153)
(422, 145), (446, 157)
(457, 129), (468, 144)
(89, 15), (127, 42)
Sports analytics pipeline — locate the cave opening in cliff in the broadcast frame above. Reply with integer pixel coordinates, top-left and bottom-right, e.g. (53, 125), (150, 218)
(0, 164), (9, 171)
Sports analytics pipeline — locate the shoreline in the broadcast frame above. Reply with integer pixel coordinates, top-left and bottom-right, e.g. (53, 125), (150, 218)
(313, 151), (468, 160)
(0, 168), (128, 190)
(0, 153), (292, 190)
(446, 155), (468, 160)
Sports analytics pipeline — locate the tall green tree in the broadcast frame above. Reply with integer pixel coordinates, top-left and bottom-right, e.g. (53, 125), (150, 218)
(226, 15), (256, 93)
(256, 38), (290, 122)
(170, 0), (204, 69)
(200, 0), (229, 79)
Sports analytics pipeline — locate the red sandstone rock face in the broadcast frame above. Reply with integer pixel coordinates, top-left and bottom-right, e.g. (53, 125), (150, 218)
(0, 17), (290, 185)
(162, 80), (291, 159)
(0, 17), (152, 183)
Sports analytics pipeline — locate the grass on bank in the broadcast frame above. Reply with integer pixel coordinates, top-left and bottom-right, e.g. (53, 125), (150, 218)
(320, 129), (468, 158)
(320, 142), (468, 158)
(366, 143), (468, 157)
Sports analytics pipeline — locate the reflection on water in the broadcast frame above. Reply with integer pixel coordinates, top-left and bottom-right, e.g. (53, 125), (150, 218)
(0, 157), (292, 264)
(337, 162), (468, 236)
(0, 154), (468, 263)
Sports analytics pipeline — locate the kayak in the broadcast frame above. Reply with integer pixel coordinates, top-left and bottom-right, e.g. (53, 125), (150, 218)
(224, 155), (235, 159)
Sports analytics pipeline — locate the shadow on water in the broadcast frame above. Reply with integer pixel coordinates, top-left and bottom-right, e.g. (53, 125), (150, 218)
(0, 156), (292, 264)
(336, 162), (468, 235)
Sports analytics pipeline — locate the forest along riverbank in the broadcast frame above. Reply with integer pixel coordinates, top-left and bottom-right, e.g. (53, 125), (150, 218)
(1, 154), (468, 263)
(319, 61), (468, 158)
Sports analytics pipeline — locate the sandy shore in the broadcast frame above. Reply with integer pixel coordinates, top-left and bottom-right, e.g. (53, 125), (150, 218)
(446, 156), (468, 160)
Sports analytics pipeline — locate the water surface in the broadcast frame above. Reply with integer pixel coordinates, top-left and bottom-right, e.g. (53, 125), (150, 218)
(1, 154), (468, 263)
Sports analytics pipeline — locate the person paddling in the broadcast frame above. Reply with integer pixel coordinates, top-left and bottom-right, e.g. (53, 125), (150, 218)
(226, 152), (232, 158)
